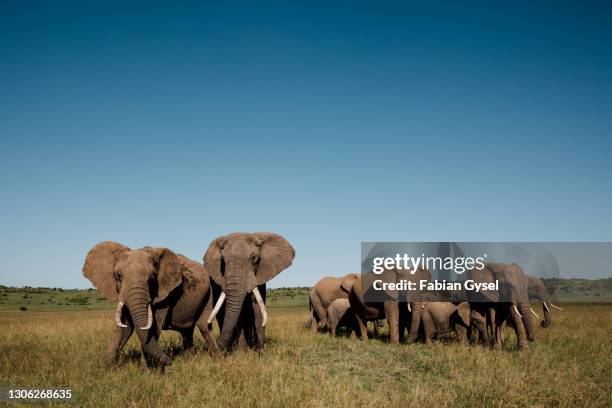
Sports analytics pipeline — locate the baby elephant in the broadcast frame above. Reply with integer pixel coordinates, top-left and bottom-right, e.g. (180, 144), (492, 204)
(421, 302), (471, 345)
(327, 299), (358, 337)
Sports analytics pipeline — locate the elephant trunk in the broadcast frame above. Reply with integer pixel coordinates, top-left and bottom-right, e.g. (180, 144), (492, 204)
(126, 286), (170, 365)
(126, 286), (150, 328)
(216, 269), (248, 351)
(348, 282), (382, 321)
(406, 301), (424, 344)
(519, 301), (536, 342)
(541, 301), (552, 327)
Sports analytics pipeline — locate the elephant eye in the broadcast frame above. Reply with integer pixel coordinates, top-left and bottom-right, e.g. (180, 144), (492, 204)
(251, 255), (260, 264)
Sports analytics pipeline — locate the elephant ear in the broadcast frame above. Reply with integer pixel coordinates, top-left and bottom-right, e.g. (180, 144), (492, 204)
(254, 233), (295, 285)
(457, 302), (471, 326)
(145, 247), (182, 304)
(82, 241), (130, 302)
(341, 274), (359, 292)
(203, 237), (225, 286)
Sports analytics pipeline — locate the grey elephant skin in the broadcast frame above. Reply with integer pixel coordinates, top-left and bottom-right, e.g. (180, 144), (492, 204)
(309, 274), (359, 333)
(204, 232), (295, 353)
(83, 241), (217, 368)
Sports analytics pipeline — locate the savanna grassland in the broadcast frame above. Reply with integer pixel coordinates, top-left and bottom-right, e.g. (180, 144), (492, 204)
(0, 286), (611, 407)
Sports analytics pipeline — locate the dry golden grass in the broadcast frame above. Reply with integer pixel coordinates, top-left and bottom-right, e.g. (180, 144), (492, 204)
(0, 303), (611, 407)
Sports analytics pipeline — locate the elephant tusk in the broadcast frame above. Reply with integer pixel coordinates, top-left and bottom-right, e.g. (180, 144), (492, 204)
(529, 306), (540, 319)
(207, 292), (226, 324)
(140, 304), (153, 330)
(512, 304), (523, 318)
(115, 301), (127, 328)
(550, 303), (563, 311)
(407, 303), (411, 312)
(252, 287), (268, 327)
(543, 302), (550, 312)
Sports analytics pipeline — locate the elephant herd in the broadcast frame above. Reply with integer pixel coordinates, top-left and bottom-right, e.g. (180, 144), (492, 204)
(83, 234), (563, 370)
(82, 232), (295, 368)
(310, 264), (563, 350)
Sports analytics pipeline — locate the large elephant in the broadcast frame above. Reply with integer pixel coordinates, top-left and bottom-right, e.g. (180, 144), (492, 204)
(309, 274), (359, 333)
(348, 267), (430, 344)
(467, 263), (536, 350)
(203, 232), (295, 352)
(82, 241), (217, 368)
(527, 275), (563, 327)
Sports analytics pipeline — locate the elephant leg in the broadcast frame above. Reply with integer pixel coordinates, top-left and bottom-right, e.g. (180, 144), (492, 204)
(234, 298), (255, 350)
(487, 306), (496, 347)
(491, 313), (503, 350)
(236, 291), (265, 350)
(310, 308), (319, 333)
(327, 313), (336, 337)
(384, 302), (400, 344)
(423, 320), (434, 346)
(492, 309), (504, 350)
(355, 314), (369, 341)
(398, 304), (409, 343)
(251, 292), (266, 350)
(350, 317), (359, 339)
(181, 328), (195, 353)
(309, 291), (327, 328)
(195, 313), (220, 355)
(510, 304), (529, 350)
(139, 352), (148, 371)
(105, 322), (134, 368)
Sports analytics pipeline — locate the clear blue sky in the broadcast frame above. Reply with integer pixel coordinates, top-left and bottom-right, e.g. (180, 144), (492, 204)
(1, 1), (611, 288)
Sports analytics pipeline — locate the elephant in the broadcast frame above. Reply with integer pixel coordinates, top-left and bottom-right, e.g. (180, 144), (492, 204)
(326, 298), (359, 337)
(467, 263), (536, 350)
(527, 275), (563, 327)
(420, 302), (471, 345)
(348, 267), (430, 344)
(203, 232), (295, 353)
(309, 274), (359, 333)
(82, 241), (218, 368)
